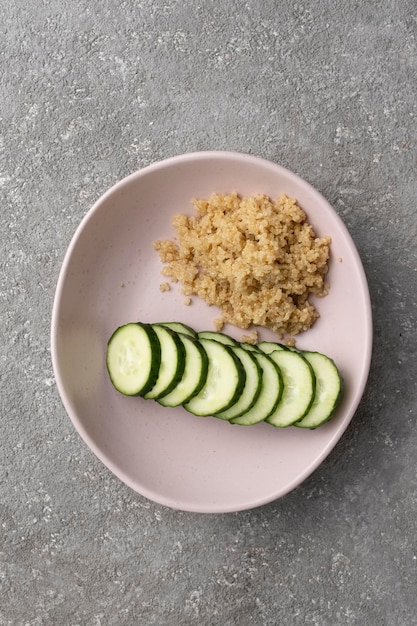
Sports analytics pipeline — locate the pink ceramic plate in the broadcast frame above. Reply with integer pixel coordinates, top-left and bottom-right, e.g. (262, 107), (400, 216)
(51, 151), (372, 513)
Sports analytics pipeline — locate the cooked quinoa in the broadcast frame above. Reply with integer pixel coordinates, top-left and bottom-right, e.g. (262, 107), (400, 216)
(241, 330), (259, 345)
(153, 193), (331, 337)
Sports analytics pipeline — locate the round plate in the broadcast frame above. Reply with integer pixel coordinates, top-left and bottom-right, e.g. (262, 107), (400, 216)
(51, 151), (372, 513)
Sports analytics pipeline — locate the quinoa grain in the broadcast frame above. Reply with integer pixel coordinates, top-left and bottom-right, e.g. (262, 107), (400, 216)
(154, 193), (331, 337)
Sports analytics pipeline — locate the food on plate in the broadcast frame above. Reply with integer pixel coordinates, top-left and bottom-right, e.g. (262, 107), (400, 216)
(153, 193), (331, 337)
(106, 322), (343, 429)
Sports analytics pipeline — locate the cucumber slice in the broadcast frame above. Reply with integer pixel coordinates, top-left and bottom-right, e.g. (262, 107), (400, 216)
(184, 339), (246, 416)
(215, 346), (262, 420)
(266, 350), (316, 427)
(106, 323), (161, 396)
(239, 343), (260, 352)
(155, 321), (197, 338)
(295, 352), (343, 429)
(257, 341), (288, 354)
(157, 334), (209, 407)
(198, 330), (239, 346)
(143, 325), (186, 399)
(230, 352), (283, 425)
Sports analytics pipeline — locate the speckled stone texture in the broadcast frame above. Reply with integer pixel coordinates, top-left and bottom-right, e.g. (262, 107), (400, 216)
(1, 0), (416, 624)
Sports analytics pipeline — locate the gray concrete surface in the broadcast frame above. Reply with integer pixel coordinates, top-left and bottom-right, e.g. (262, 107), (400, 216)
(1, 0), (416, 624)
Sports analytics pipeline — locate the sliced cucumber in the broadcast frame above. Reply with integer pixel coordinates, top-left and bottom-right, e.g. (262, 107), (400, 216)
(257, 341), (288, 354)
(295, 351), (342, 429)
(106, 323), (161, 396)
(240, 343), (260, 352)
(198, 330), (239, 346)
(266, 350), (316, 427)
(106, 321), (343, 430)
(157, 334), (208, 407)
(155, 321), (197, 338)
(230, 352), (283, 425)
(143, 325), (186, 399)
(184, 339), (246, 416)
(215, 346), (262, 420)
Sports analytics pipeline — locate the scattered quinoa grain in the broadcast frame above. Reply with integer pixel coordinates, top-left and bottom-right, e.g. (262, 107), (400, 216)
(154, 193), (331, 337)
(241, 330), (259, 344)
(159, 282), (171, 292)
(213, 317), (224, 332)
(183, 297), (192, 306)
